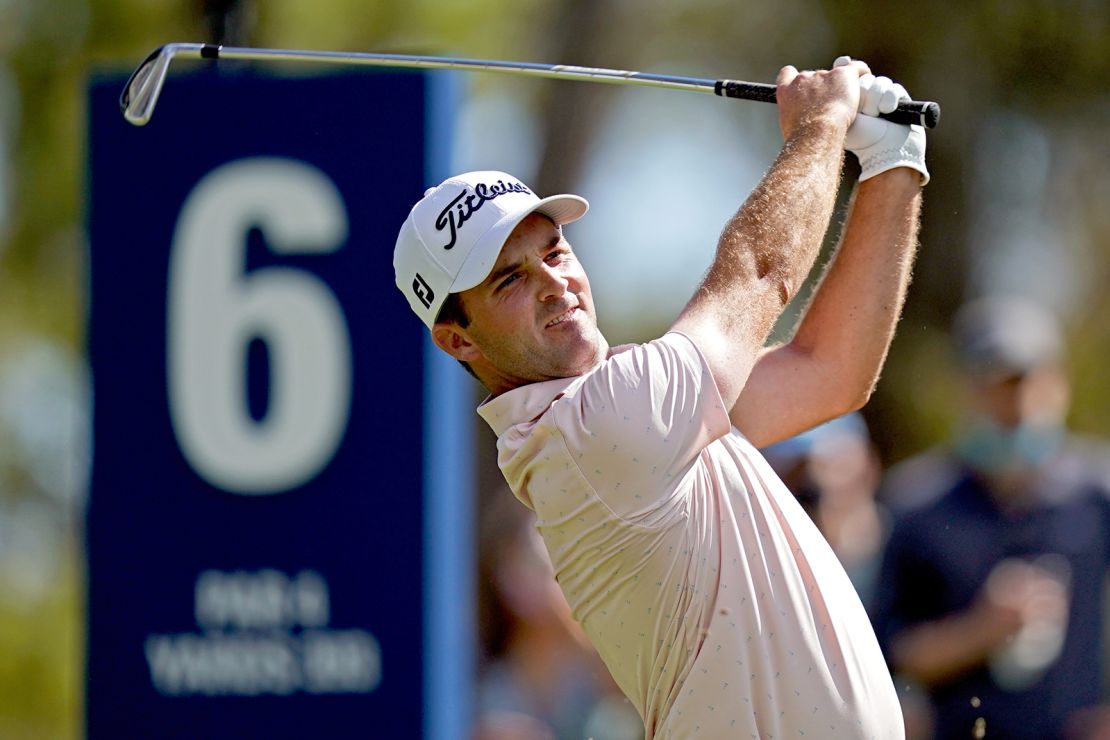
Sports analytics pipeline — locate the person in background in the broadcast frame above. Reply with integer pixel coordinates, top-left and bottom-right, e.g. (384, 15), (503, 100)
(872, 295), (1110, 740)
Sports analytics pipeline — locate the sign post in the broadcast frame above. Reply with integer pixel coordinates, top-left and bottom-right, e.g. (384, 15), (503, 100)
(86, 68), (471, 739)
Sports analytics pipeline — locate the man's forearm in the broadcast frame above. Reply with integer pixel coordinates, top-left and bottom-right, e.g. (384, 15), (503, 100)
(788, 169), (922, 409)
(728, 167), (920, 445)
(891, 604), (1013, 686)
(703, 122), (847, 346)
(672, 120), (847, 412)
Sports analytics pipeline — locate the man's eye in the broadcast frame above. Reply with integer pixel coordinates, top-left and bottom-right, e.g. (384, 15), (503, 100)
(498, 273), (520, 290)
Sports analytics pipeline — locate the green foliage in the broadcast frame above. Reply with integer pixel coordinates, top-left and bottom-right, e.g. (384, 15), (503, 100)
(0, 546), (81, 740)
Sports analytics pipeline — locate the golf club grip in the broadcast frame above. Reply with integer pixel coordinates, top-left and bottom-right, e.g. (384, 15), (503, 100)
(714, 80), (940, 129)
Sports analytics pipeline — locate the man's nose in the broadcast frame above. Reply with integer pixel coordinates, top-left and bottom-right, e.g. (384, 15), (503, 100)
(537, 264), (569, 301)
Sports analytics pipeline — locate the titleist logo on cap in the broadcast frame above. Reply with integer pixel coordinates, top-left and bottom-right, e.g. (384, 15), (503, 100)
(434, 180), (531, 250)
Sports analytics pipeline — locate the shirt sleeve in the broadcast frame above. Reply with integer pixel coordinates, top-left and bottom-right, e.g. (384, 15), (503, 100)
(551, 331), (731, 520)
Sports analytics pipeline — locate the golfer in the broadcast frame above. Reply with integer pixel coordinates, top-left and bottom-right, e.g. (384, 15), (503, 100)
(395, 57), (927, 738)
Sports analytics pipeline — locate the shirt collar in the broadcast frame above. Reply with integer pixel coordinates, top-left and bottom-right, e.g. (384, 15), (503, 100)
(477, 375), (580, 437)
(475, 343), (636, 436)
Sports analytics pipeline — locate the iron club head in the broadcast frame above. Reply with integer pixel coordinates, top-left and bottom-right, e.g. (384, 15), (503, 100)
(120, 43), (206, 126)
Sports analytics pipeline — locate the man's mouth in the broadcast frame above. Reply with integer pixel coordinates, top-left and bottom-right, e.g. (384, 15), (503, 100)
(545, 307), (577, 328)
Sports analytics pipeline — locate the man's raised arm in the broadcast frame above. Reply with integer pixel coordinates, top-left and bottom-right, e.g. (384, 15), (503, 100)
(731, 68), (929, 448)
(670, 61), (866, 410)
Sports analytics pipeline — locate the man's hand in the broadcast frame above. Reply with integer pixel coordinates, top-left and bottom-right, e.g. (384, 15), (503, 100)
(977, 557), (1070, 649)
(775, 59), (869, 141)
(834, 56), (929, 184)
(889, 556), (1069, 686)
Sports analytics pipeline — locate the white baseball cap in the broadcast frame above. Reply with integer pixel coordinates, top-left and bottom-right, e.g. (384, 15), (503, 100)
(394, 170), (589, 328)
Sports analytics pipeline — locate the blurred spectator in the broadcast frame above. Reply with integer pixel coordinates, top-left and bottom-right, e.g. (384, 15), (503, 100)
(473, 488), (642, 740)
(763, 412), (888, 606)
(872, 295), (1110, 739)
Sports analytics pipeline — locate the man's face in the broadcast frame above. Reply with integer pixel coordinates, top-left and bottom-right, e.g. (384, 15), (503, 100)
(447, 213), (607, 392)
(969, 366), (1069, 430)
(957, 365), (1070, 481)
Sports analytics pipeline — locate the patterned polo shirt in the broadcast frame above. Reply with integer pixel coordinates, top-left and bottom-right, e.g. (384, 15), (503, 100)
(478, 332), (903, 739)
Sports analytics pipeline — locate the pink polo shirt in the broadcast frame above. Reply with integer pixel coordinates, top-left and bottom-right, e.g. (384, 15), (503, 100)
(478, 332), (903, 739)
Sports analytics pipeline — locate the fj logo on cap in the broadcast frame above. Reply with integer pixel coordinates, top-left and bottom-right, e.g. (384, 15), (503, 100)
(434, 180), (531, 250)
(413, 273), (435, 309)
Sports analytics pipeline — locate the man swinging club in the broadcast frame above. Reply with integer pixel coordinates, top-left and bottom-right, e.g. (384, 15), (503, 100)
(394, 56), (928, 738)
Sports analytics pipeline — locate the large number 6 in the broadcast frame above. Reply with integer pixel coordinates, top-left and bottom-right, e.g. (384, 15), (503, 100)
(168, 158), (352, 494)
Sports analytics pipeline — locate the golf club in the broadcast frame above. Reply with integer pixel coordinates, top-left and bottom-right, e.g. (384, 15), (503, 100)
(120, 43), (941, 129)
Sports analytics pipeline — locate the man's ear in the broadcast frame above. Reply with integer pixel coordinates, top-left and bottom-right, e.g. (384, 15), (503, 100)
(431, 323), (482, 363)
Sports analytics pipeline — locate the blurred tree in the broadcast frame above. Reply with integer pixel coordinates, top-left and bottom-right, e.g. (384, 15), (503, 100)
(531, 0), (623, 195)
(813, 0), (1110, 460)
(199, 0), (256, 45)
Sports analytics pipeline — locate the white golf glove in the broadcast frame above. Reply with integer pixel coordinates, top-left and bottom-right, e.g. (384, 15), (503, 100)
(834, 56), (929, 185)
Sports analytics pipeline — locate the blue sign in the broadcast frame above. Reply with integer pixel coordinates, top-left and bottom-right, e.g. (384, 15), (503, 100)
(86, 68), (472, 738)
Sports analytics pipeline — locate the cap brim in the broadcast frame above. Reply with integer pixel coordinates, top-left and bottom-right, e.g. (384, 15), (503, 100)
(449, 193), (589, 293)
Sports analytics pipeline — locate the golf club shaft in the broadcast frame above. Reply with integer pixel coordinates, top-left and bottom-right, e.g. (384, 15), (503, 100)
(120, 42), (940, 129)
